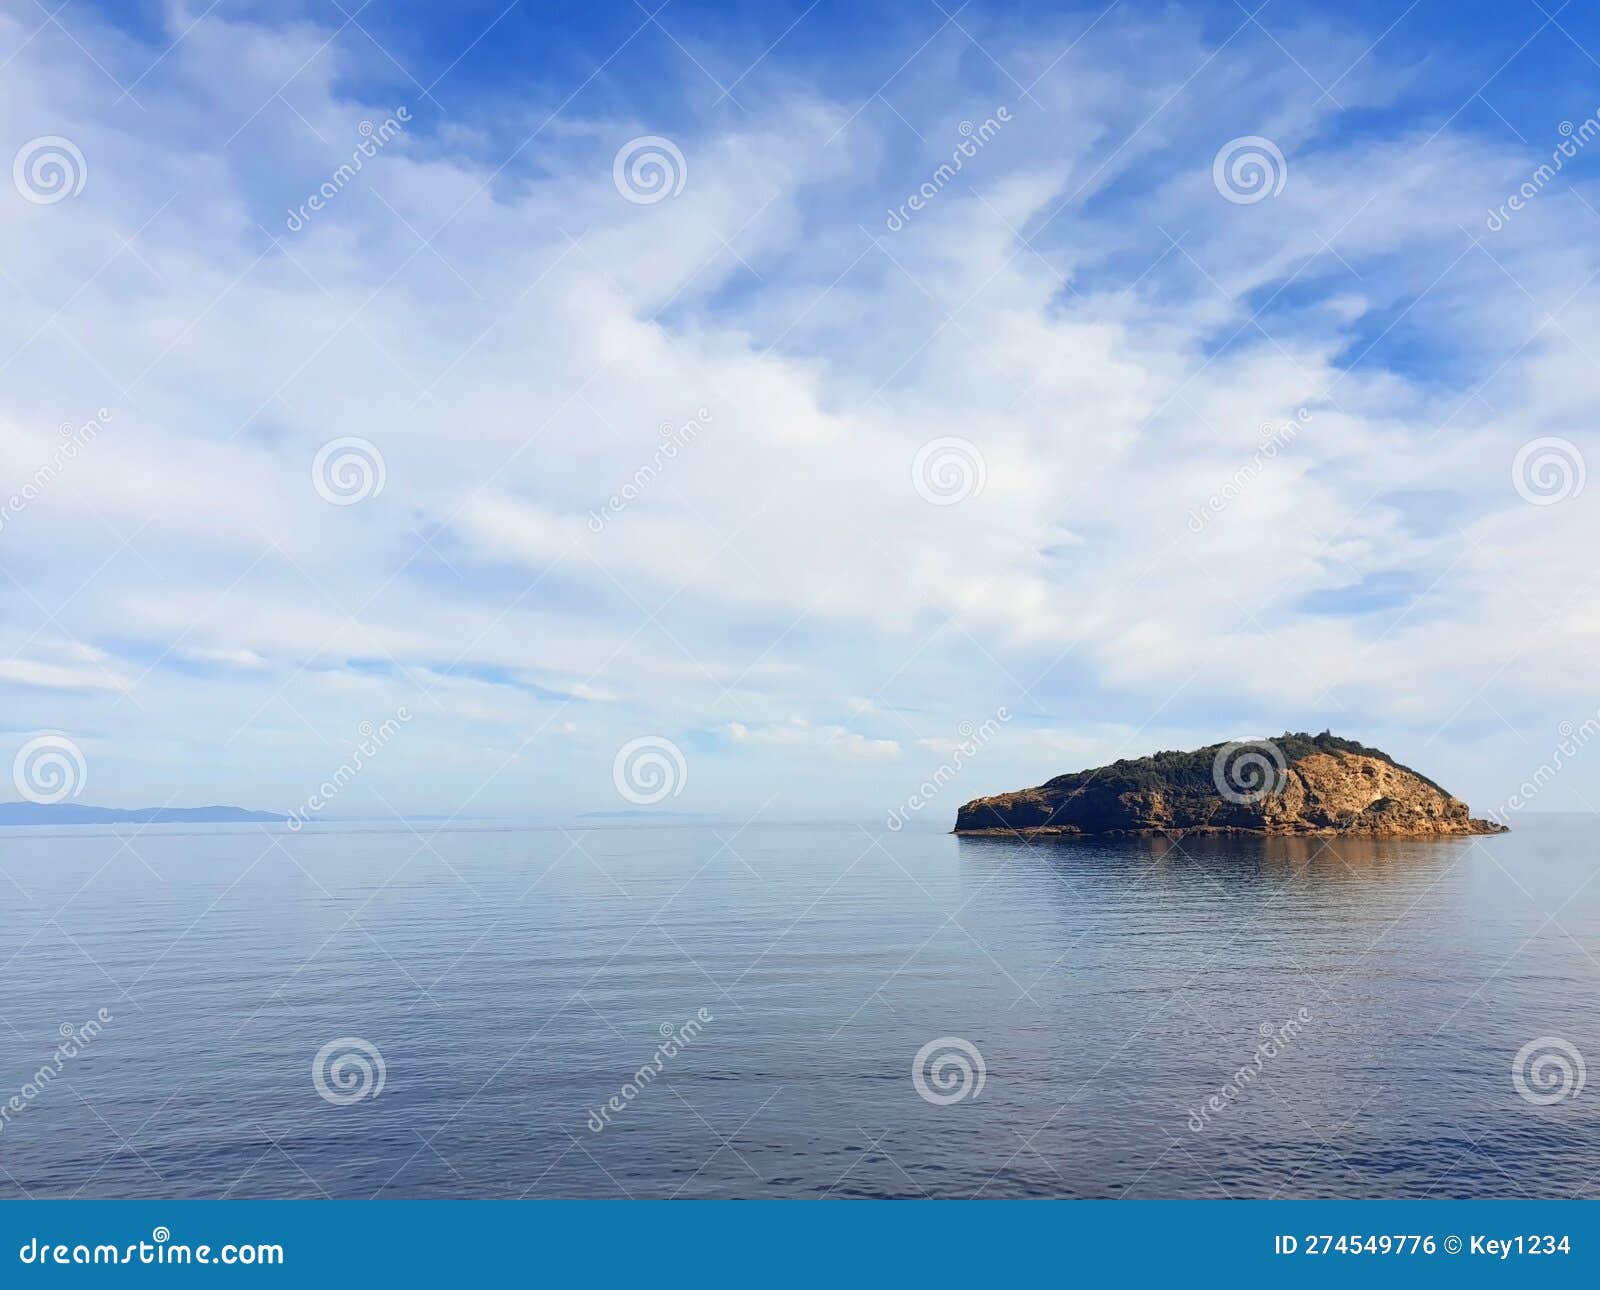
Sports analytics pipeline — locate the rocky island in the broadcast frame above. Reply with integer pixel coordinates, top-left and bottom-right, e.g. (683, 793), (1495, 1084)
(954, 732), (1507, 837)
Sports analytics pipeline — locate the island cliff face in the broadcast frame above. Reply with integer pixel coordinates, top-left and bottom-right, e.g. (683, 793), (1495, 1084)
(954, 733), (1507, 837)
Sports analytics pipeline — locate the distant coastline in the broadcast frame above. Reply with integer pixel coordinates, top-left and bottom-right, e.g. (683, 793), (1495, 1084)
(0, 803), (287, 827)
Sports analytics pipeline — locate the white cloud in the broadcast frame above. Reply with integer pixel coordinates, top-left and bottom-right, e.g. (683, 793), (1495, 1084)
(0, 655), (126, 693)
(728, 718), (901, 761)
(180, 646), (270, 669)
(1, 5), (1595, 816)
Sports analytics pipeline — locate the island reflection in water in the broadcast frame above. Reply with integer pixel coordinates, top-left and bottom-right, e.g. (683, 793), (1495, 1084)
(0, 817), (1594, 1197)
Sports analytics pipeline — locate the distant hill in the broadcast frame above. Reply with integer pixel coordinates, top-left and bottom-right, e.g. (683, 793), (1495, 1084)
(0, 803), (287, 826)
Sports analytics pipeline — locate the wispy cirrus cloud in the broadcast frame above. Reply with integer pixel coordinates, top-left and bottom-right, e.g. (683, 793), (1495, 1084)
(1, 2), (1596, 816)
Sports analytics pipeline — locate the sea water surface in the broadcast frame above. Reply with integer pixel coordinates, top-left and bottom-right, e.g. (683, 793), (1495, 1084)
(0, 816), (1597, 1199)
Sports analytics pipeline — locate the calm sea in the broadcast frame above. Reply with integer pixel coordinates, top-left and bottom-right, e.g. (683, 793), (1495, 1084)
(0, 816), (1596, 1198)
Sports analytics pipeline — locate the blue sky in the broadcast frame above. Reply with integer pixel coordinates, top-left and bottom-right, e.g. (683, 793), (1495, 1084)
(3, 0), (1599, 823)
